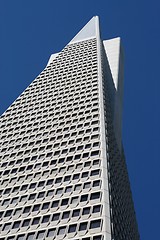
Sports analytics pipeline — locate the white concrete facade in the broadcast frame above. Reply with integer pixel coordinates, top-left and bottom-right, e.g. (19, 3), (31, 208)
(0, 16), (139, 240)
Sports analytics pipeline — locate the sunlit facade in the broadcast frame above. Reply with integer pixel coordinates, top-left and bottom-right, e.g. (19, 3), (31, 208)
(0, 16), (139, 240)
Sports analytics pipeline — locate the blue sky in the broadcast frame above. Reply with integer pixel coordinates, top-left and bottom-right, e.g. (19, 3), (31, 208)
(0, 1), (159, 239)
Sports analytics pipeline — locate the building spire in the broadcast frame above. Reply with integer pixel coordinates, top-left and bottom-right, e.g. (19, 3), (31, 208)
(69, 16), (99, 44)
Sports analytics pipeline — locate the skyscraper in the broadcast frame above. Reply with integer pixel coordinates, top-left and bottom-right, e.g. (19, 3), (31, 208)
(0, 16), (139, 240)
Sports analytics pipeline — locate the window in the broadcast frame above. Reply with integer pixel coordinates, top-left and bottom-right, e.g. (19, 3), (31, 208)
(80, 195), (88, 202)
(14, 208), (21, 216)
(3, 223), (11, 231)
(65, 186), (72, 193)
(56, 188), (63, 195)
(93, 236), (102, 240)
(42, 215), (50, 223)
(47, 229), (55, 237)
(22, 219), (30, 227)
(82, 207), (90, 215)
(93, 205), (101, 213)
(37, 231), (45, 239)
(27, 233), (35, 240)
(23, 206), (31, 213)
(64, 175), (71, 182)
(79, 222), (87, 231)
(73, 174), (79, 180)
(4, 210), (12, 217)
(62, 211), (70, 219)
(58, 227), (66, 235)
(51, 200), (59, 208)
(17, 235), (25, 240)
(42, 202), (50, 210)
(47, 190), (54, 197)
(91, 170), (99, 176)
(52, 213), (60, 221)
(32, 217), (40, 225)
(93, 180), (100, 187)
(72, 209), (80, 217)
(55, 177), (62, 184)
(90, 192), (100, 200)
(13, 221), (20, 229)
(68, 224), (76, 233)
(33, 204), (40, 212)
(37, 192), (45, 198)
(46, 179), (53, 185)
(29, 193), (36, 200)
(20, 195), (27, 202)
(82, 172), (88, 178)
(90, 220), (101, 229)
(61, 198), (69, 206)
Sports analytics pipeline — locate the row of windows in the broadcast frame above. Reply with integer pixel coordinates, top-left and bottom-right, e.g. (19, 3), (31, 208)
(2, 101), (99, 130)
(1, 202), (101, 221)
(0, 159), (101, 188)
(0, 176), (101, 204)
(1, 129), (99, 156)
(1, 90), (98, 122)
(1, 110), (98, 133)
(2, 218), (102, 236)
(1, 124), (99, 152)
(0, 150), (100, 177)
(1, 106), (99, 135)
(0, 112), (99, 140)
(2, 92), (98, 121)
(0, 133), (99, 167)
(1, 231), (102, 240)
(2, 204), (102, 229)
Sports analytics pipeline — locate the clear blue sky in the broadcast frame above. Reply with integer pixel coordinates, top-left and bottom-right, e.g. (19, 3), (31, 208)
(0, 1), (159, 239)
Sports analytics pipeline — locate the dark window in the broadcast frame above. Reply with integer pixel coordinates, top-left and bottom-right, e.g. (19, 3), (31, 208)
(93, 180), (100, 187)
(61, 198), (69, 206)
(33, 204), (40, 212)
(13, 221), (20, 229)
(93, 236), (102, 240)
(22, 219), (30, 227)
(91, 170), (100, 176)
(62, 211), (70, 219)
(23, 206), (31, 213)
(51, 200), (59, 208)
(37, 192), (45, 198)
(42, 202), (50, 210)
(42, 215), (50, 223)
(79, 222), (87, 231)
(73, 174), (79, 180)
(90, 220), (101, 229)
(93, 205), (101, 213)
(32, 217), (40, 225)
(80, 195), (88, 202)
(52, 213), (60, 221)
(82, 207), (90, 215)
(29, 193), (36, 200)
(38, 181), (45, 187)
(72, 209), (80, 217)
(82, 172), (88, 178)
(68, 224), (76, 233)
(90, 192), (100, 200)
(4, 210), (12, 217)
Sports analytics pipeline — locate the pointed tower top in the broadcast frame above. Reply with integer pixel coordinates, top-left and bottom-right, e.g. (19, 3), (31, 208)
(69, 16), (100, 45)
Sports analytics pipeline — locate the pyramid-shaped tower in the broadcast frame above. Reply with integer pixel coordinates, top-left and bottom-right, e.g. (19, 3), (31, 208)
(0, 16), (139, 240)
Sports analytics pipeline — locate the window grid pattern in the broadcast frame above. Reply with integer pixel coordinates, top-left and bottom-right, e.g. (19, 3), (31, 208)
(0, 39), (104, 240)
